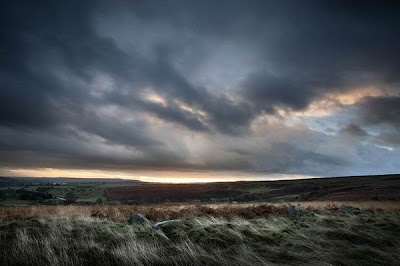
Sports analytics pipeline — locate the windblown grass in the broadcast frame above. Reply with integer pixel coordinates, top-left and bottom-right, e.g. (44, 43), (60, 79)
(1, 202), (400, 265)
(0, 201), (398, 221)
(1, 210), (400, 266)
(292, 200), (400, 211)
(0, 203), (286, 221)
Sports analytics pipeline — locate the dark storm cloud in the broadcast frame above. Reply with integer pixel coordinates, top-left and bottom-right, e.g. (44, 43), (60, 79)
(358, 97), (400, 128)
(351, 96), (400, 145)
(115, 0), (400, 114)
(340, 123), (369, 137)
(243, 73), (314, 112)
(239, 1), (400, 114)
(2, 0), (400, 129)
(262, 143), (347, 174)
(0, 1), (120, 127)
(1, 0), (399, 174)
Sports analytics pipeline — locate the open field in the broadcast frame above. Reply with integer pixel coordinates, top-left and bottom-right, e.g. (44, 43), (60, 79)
(1, 203), (400, 266)
(1, 174), (400, 206)
(0, 175), (400, 266)
(105, 174), (400, 203)
(1, 176), (400, 265)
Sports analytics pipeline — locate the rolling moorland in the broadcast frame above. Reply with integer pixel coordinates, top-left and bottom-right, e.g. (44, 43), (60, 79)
(1, 174), (400, 205)
(0, 175), (400, 265)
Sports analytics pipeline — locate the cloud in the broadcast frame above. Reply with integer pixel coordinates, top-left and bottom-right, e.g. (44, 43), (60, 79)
(340, 123), (369, 137)
(358, 96), (400, 128)
(0, 1), (399, 177)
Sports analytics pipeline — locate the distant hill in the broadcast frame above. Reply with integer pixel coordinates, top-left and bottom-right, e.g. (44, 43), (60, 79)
(0, 176), (143, 186)
(106, 174), (400, 203)
(1, 174), (400, 205)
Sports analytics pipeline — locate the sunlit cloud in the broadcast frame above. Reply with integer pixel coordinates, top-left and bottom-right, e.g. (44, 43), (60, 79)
(279, 87), (396, 119)
(142, 91), (168, 106)
(174, 100), (208, 118)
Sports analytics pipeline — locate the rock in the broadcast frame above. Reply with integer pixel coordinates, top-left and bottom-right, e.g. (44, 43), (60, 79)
(288, 206), (300, 219)
(152, 219), (182, 230)
(128, 213), (151, 225)
(338, 205), (360, 213)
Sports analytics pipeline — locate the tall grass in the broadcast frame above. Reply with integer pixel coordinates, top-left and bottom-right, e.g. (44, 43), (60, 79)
(0, 203), (286, 221)
(1, 210), (400, 266)
(1, 201), (399, 221)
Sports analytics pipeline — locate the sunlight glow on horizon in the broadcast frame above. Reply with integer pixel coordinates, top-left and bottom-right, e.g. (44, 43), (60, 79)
(2, 168), (317, 183)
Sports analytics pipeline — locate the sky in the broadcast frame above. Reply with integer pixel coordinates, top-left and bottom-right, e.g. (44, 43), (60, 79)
(1, 1), (400, 182)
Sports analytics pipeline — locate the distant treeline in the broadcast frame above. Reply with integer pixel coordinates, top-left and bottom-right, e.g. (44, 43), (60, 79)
(0, 188), (53, 201)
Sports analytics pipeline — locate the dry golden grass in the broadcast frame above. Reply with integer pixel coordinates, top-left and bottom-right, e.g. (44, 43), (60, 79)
(0, 203), (285, 221)
(1, 201), (400, 265)
(286, 201), (400, 211)
(0, 201), (398, 222)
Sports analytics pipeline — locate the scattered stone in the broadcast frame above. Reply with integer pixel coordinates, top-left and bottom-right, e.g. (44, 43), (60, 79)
(128, 213), (151, 225)
(288, 206), (300, 219)
(338, 205), (360, 213)
(153, 219), (182, 230)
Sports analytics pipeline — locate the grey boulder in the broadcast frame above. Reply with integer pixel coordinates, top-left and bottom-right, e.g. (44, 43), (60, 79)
(288, 206), (301, 219)
(338, 205), (360, 213)
(128, 213), (151, 225)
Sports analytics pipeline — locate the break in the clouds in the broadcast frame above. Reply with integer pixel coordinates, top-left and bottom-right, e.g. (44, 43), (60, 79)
(1, 0), (400, 179)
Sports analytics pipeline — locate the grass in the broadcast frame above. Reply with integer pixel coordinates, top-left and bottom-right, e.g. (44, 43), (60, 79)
(268, 194), (300, 202)
(0, 184), (108, 206)
(48, 185), (106, 202)
(2, 174), (399, 206)
(0, 199), (36, 206)
(1, 201), (399, 221)
(1, 211), (400, 265)
(0, 202), (399, 265)
(0, 203), (286, 221)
